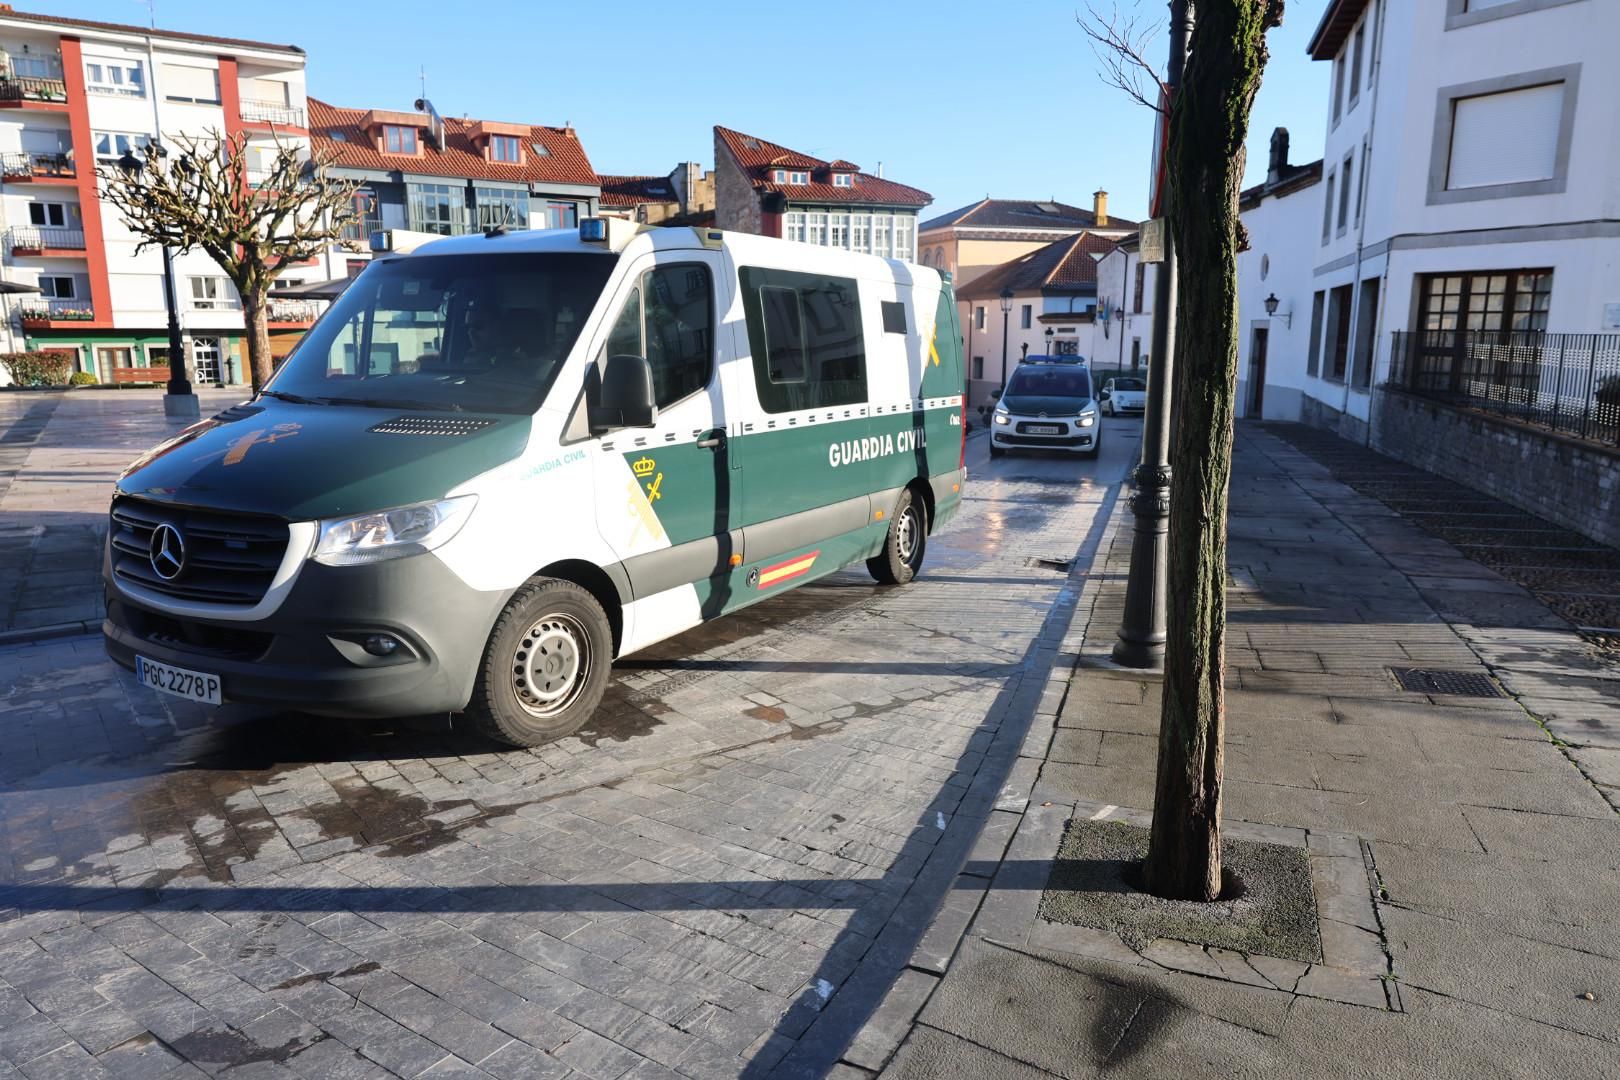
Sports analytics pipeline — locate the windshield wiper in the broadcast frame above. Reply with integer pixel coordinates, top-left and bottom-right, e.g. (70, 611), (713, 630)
(335, 397), (466, 413)
(259, 389), (325, 405)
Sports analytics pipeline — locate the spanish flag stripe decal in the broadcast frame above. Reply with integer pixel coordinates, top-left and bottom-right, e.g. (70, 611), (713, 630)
(758, 551), (819, 589)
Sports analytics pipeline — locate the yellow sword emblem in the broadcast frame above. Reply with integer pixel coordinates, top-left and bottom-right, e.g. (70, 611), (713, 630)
(644, 471), (663, 502)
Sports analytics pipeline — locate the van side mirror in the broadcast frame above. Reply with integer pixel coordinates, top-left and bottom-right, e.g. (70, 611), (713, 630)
(589, 354), (658, 434)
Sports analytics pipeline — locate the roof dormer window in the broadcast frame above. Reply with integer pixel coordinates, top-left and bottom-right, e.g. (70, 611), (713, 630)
(833, 173), (853, 188)
(383, 125), (418, 154)
(490, 135), (522, 163)
(773, 169), (809, 184)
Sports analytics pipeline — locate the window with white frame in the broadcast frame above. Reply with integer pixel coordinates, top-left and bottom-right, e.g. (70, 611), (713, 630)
(892, 217), (914, 260)
(474, 186), (528, 229)
(806, 211), (827, 246)
(28, 203), (68, 228)
(189, 277), (234, 310)
(852, 214), (870, 253)
(832, 173), (853, 187)
(1445, 81), (1564, 191)
(783, 211), (806, 243)
(84, 58), (145, 97)
(39, 275), (75, 299)
(93, 131), (152, 163)
(161, 63), (220, 105)
(829, 213), (849, 249)
(873, 215), (890, 257)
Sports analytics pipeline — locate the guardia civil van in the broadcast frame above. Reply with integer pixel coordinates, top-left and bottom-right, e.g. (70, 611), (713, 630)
(103, 220), (967, 747)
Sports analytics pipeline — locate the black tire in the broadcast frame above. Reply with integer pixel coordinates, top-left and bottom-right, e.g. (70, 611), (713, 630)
(867, 488), (927, 585)
(466, 578), (612, 748)
(989, 442), (1006, 459)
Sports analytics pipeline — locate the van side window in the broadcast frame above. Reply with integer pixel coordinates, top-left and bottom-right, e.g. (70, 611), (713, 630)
(600, 265), (714, 408)
(740, 266), (866, 413)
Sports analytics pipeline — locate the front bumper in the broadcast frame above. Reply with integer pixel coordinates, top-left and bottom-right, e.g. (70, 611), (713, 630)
(992, 416), (1097, 451)
(104, 545), (510, 718)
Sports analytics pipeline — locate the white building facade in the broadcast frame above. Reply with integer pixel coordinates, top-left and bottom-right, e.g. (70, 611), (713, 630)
(0, 9), (309, 385)
(1269, 0), (1620, 438)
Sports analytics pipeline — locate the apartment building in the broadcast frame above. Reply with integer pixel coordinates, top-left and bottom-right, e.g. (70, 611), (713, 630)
(307, 97), (600, 277)
(918, 195), (1136, 288)
(598, 163), (714, 225)
(0, 6), (311, 385)
(713, 126), (931, 261)
(1264, 0), (1620, 439)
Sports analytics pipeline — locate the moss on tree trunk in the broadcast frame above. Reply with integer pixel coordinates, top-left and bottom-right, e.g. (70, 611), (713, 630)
(1142, 0), (1280, 903)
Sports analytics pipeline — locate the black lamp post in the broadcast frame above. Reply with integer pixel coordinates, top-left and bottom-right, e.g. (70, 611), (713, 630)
(1044, 326), (1054, 355)
(118, 147), (198, 419)
(999, 287), (1014, 389)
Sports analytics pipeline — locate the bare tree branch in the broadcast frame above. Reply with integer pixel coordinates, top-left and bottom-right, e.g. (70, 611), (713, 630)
(1079, 2), (1169, 114)
(98, 132), (359, 391)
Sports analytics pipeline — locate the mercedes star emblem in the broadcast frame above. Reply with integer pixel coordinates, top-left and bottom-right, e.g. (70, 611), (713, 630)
(149, 522), (186, 581)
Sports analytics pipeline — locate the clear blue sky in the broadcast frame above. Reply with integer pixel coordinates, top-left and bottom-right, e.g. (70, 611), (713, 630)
(54, 0), (1329, 222)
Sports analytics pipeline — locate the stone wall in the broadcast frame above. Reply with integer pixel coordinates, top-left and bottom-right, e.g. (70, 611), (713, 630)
(1300, 394), (1370, 444)
(1370, 388), (1620, 548)
(712, 134), (760, 235)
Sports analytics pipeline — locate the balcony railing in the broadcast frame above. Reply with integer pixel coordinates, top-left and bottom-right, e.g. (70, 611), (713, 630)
(19, 299), (95, 323)
(8, 226), (86, 252)
(267, 300), (324, 324)
(0, 75), (68, 104)
(1390, 329), (1620, 447)
(406, 216), (475, 236)
(0, 151), (74, 181)
(239, 98), (306, 128)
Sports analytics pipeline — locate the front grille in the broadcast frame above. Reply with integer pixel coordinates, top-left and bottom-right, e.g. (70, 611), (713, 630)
(998, 433), (1092, 447)
(123, 606), (273, 660)
(110, 497), (289, 606)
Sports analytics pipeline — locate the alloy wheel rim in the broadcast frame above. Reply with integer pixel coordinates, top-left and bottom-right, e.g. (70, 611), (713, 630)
(896, 507), (920, 564)
(512, 613), (589, 718)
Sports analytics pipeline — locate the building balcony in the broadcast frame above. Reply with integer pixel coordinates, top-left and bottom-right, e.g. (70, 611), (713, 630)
(267, 300), (323, 327)
(239, 98), (307, 129)
(406, 216), (475, 237)
(19, 299), (96, 328)
(0, 75), (69, 109)
(0, 152), (75, 184)
(8, 226), (86, 256)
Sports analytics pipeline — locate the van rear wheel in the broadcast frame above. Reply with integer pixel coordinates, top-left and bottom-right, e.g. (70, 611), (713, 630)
(868, 488), (926, 586)
(467, 578), (612, 748)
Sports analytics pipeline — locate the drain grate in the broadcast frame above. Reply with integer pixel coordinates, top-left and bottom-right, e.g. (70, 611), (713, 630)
(1390, 667), (1505, 698)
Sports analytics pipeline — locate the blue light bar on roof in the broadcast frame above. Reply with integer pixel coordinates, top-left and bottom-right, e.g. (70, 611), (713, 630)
(579, 218), (608, 243)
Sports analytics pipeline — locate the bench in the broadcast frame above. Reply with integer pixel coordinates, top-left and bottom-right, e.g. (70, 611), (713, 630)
(111, 366), (171, 385)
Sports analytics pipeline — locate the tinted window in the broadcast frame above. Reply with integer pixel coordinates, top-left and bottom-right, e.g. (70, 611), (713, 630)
(1116, 378), (1146, 391)
(881, 300), (907, 334)
(601, 264), (714, 408)
(1006, 365), (1092, 400)
(267, 253), (613, 414)
(741, 267), (866, 413)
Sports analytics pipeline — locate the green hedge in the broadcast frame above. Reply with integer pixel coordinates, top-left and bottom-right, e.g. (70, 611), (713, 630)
(1, 351), (74, 387)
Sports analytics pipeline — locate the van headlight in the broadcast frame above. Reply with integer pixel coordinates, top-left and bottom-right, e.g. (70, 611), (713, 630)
(1078, 409), (1098, 428)
(994, 408), (1010, 426)
(313, 495), (477, 566)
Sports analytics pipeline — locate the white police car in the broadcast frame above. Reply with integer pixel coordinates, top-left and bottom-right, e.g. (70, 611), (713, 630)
(988, 356), (1100, 458)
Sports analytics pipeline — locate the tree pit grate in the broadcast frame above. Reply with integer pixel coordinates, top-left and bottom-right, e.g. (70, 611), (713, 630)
(1389, 667), (1505, 698)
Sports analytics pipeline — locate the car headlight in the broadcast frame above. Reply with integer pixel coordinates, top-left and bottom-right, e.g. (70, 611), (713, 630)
(1078, 409), (1097, 428)
(994, 409), (1010, 426)
(313, 495), (477, 566)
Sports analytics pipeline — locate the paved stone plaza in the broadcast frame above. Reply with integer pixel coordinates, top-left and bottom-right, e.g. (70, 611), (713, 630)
(0, 391), (1136, 1079)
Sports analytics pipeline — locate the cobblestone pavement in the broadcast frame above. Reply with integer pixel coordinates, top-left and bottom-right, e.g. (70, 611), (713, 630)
(0, 389), (244, 638)
(0, 413), (1140, 1079)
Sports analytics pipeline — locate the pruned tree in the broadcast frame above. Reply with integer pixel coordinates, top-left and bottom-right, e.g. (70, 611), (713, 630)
(1084, 0), (1285, 901)
(99, 132), (358, 392)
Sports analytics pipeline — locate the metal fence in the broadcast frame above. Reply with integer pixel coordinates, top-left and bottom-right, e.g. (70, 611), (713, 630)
(239, 99), (307, 128)
(1389, 330), (1620, 446)
(7, 226), (86, 251)
(0, 76), (67, 103)
(19, 299), (95, 323)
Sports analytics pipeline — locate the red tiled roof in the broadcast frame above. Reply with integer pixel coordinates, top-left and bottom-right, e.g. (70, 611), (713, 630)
(958, 232), (1117, 300)
(597, 175), (679, 208)
(0, 7), (302, 53)
(715, 126), (931, 208)
(308, 98), (598, 188)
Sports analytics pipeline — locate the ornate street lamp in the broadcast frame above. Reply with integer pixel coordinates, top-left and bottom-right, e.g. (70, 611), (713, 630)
(999, 287), (1014, 389)
(1044, 326), (1054, 355)
(1263, 292), (1292, 327)
(118, 146), (198, 419)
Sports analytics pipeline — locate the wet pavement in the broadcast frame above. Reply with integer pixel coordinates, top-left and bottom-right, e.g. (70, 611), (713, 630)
(0, 413), (1140, 1078)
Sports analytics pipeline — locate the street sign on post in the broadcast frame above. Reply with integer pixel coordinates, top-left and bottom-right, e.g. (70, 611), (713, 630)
(1139, 219), (1166, 264)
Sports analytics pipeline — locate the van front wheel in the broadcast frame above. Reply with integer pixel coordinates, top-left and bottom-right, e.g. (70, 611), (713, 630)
(868, 488), (926, 586)
(467, 578), (612, 748)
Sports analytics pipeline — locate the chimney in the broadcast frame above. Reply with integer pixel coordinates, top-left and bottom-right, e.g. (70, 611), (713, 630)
(1267, 127), (1290, 186)
(1093, 189), (1109, 226)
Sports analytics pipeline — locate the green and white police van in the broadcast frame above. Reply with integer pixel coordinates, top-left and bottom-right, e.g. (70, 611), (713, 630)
(104, 219), (967, 747)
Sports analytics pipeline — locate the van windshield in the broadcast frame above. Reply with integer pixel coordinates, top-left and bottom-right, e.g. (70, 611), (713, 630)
(266, 252), (615, 414)
(1006, 365), (1092, 400)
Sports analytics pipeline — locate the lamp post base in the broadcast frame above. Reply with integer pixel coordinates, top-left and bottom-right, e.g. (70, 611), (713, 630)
(163, 393), (201, 420)
(1112, 463), (1171, 670)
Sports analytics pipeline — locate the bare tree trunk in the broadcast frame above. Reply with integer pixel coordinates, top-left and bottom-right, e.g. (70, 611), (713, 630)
(242, 287), (273, 393)
(1142, 0), (1279, 903)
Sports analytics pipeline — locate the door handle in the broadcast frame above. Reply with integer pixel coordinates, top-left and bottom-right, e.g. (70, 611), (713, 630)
(697, 432), (725, 449)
